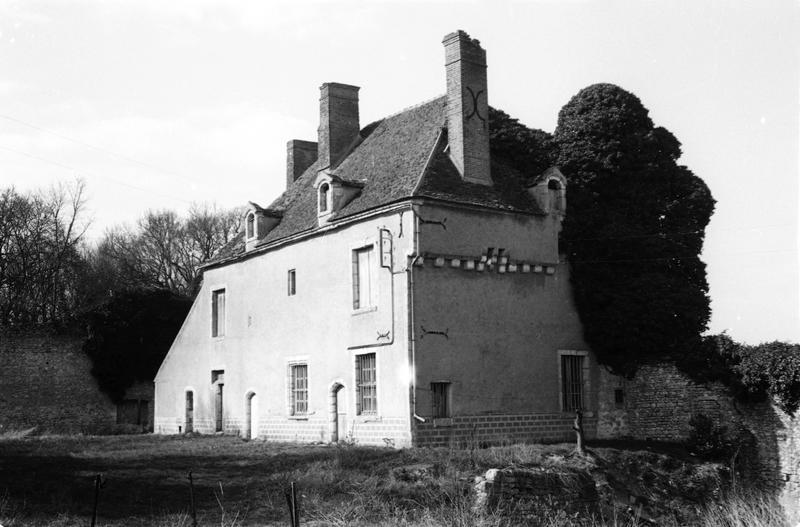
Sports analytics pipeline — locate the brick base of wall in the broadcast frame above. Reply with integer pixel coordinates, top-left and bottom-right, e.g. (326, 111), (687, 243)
(413, 413), (597, 448)
(155, 415), (412, 447)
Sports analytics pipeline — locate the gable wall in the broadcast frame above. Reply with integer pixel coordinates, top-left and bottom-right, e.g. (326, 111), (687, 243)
(155, 208), (415, 446)
(411, 203), (595, 445)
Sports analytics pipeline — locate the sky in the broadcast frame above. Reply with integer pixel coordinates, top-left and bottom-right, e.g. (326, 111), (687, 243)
(0, 0), (798, 344)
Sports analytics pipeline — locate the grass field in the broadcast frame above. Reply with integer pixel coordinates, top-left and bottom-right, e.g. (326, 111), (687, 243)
(0, 433), (790, 526)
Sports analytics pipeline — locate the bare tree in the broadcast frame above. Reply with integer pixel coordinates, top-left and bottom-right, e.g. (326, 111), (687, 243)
(0, 180), (90, 326)
(88, 203), (243, 298)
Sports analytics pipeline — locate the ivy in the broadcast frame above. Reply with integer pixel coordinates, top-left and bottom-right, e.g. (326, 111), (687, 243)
(686, 334), (800, 415)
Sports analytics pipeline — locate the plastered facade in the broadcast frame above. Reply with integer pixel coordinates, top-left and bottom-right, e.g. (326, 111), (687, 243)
(155, 209), (416, 446)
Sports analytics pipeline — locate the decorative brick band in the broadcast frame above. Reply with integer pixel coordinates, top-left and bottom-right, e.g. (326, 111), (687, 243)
(414, 253), (556, 275)
(412, 413), (596, 447)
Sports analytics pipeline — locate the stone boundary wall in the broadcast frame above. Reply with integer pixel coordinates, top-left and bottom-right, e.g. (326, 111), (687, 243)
(473, 467), (598, 524)
(413, 413), (597, 447)
(0, 329), (116, 434)
(598, 362), (800, 514)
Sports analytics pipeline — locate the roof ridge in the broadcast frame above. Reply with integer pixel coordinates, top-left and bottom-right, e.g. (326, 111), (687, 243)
(378, 94), (446, 121)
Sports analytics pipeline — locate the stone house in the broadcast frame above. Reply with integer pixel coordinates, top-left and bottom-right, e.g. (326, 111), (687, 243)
(154, 30), (594, 447)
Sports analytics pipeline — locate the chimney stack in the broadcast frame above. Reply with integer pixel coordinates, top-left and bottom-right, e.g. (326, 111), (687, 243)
(286, 139), (317, 188)
(443, 30), (491, 186)
(317, 83), (360, 170)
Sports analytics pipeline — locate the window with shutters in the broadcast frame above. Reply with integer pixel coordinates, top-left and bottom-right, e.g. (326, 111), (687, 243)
(355, 353), (377, 416)
(352, 246), (374, 310)
(290, 364), (308, 415)
(211, 288), (226, 338)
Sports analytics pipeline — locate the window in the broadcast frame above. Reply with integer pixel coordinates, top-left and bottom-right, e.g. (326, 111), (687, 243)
(561, 354), (584, 412)
(290, 364), (308, 415)
(245, 212), (255, 239)
(211, 289), (226, 337)
(287, 269), (296, 296)
(355, 353), (377, 415)
(431, 382), (451, 418)
(547, 178), (564, 213)
(352, 246), (374, 310)
(319, 183), (329, 213)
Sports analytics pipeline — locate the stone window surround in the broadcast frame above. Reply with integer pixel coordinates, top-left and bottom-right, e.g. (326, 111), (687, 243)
(285, 356), (312, 420)
(353, 351), (381, 421)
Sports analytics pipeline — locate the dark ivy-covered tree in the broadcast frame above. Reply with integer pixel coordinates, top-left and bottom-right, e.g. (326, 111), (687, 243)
(489, 107), (556, 176)
(554, 84), (715, 377)
(83, 289), (192, 402)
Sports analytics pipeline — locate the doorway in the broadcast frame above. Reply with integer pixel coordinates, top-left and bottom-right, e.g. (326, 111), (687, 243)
(245, 392), (258, 439)
(215, 383), (224, 432)
(330, 383), (347, 442)
(184, 391), (193, 433)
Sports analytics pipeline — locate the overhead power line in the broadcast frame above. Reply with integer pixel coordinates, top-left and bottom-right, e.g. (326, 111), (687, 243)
(0, 144), (192, 204)
(0, 113), (200, 187)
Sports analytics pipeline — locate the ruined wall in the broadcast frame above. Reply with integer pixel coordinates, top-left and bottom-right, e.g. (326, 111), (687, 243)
(473, 467), (598, 524)
(0, 330), (116, 434)
(598, 363), (800, 517)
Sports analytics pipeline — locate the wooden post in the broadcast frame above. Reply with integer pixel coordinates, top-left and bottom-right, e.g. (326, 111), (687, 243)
(188, 472), (198, 527)
(573, 409), (586, 455)
(284, 482), (299, 527)
(90, 474), (101, 527)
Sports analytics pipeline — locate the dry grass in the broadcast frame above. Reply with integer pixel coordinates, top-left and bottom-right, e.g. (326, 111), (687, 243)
(0, 434), (791, 526)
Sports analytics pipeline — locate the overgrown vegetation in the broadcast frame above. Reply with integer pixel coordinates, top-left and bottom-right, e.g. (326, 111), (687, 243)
(553, 83), (715, 378)
(684, 334), (800, 415)
(489, 107), (556, 177)
(81, 288), (192, 402)
(0, 435), (789, 527)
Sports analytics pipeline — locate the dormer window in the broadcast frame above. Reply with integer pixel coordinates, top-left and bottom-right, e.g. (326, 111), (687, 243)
(245, 212), (256, 239)
(314, 172), (364, 226)
(526, 167), (567, 216)
(319, 183), (330, 213)
(243, 203), (284, 252)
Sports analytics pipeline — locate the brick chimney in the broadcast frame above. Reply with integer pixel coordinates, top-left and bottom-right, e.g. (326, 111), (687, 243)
(317, 83), (360, 170)
(443, 30), (491, 186)
(286, 139), (317, 188)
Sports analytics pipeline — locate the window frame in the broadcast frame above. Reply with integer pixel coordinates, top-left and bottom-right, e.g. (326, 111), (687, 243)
(352, 245), (376, 311)
(287, 269), (296, 296)
(289, 363), (308, 416)
(557, 350), (590, 413)
(245, 212), (256, 240)
(211, 288), (226, 338)
(355, 353), (377, 416)
(430, 381), (451, 418)
(318, 183), (330, 213)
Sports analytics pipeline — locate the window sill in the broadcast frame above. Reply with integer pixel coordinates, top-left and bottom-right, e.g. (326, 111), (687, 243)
(354, 415), (381, 423)
(288, 415), (310, 421)
(211, 336), (225, 341)
(433, 418), (453, 427)
(352, 306), (377, 316)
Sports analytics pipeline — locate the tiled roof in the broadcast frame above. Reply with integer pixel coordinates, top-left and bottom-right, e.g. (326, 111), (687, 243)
(205, 97), (545, 268)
